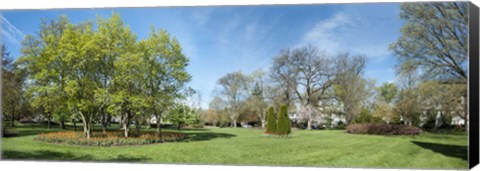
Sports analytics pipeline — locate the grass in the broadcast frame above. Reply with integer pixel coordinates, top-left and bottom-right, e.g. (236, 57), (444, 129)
(1, 123), (468, 169)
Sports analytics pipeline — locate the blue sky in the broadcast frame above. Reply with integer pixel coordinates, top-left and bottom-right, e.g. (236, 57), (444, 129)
(1, 3), (404, 108)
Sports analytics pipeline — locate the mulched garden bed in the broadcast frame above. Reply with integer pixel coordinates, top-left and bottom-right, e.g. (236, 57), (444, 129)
(34, 131), (187, 147)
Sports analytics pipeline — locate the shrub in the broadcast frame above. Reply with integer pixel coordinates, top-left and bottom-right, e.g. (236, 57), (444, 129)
(34, 131), (187, 146)
(346, 123), (422, 135)
(335, 121), (346, 130)
(276, 105), (291, 135)
(265, 106), (277, 134)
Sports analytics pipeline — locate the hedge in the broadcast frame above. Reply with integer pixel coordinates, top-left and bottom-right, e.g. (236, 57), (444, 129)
(346, 123), (422, 135)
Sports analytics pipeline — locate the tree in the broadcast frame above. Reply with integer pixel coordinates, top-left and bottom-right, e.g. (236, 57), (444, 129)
(138, 27), (191, 139)
(208, 96), (230, 127)
(16, 16), (71, 129)
(418, 80), (467, 127)
(246, 69), (268, 127)
(270, 48), (298, 108)
(272, 46), (335, 130)
(276, 105), (291, 135)
(216, 71), (249, 127)
(167, 104), (197, 130)
(394, 88), (421, 126)
(265, 106), (277, 134)
(390, 2), (469, 129)
(390, 2), (468, 83)
(2, 45), (25, 127)
(374, 83), (398, 124)
(377, 83), (398, 104)
(332, 53), (372, 125)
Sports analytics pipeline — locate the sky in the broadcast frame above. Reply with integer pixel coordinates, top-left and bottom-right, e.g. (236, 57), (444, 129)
(1, 3), (404, 108)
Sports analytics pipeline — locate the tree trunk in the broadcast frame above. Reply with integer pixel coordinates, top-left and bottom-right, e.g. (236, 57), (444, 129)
(60, 120), (66, 129)
(72, 119), (77, 131)
(135, 120), (141, 136)
(261, 120), (265, 128)
(124, 113), (130, 138)
(11, 110), (15, 127)
(83, 122), (91, 139)
(156, 113), (163, 142)
(463, 94), (468, 132)
(47, 115), (51, 129)
(119, 114), (124, 130)
(101, 112), (107, 134)
(147, 117), (152, 129)
(307, 118), (312, 130)
(232, 120), (237, 128)
(177, 123), (181, 130)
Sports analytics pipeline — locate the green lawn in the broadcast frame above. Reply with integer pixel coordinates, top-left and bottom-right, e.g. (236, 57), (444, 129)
(1, 123), (468, 169)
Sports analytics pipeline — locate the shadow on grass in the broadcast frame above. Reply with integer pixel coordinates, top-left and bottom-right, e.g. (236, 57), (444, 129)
(182, 132), (236, 142)
(2, 150), (94, 161)
(2, 150), (150, 162)
(411, 141), (467, 161)
(110, 155), (149, 162)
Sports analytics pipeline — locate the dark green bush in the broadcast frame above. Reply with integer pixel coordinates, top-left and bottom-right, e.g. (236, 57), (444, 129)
(265, 106), (277, 134)
(336, 121), (346, 130)
(276, 105), (291, 135)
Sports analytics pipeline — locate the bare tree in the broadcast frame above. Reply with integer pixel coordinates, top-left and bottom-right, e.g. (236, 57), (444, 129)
(216, 71), (249, 127)
(332, 53), (371, 125)
(272, 46), (335, 130)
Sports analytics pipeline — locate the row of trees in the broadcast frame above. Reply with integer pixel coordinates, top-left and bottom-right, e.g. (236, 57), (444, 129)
(201, 2), (468, 131)
(2, 13), (194, 139)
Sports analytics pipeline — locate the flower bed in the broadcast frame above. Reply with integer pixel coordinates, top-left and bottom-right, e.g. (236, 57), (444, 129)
(34, 131), (187, 147)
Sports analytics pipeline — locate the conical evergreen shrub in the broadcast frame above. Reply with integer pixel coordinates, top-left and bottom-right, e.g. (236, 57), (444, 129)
(276, 105), (291, 135)
(265, 106), (277, 134)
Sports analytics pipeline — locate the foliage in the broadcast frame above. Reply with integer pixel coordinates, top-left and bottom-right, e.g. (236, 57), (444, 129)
(276, 105), (291, 135)
(332, 54), (373, 125)
(34, 131), (187, 146)
(346, 123), (422, 135)
(2, 44), (27, 127)
(16, 13), (191, 138)
(166, 104), (199, 130)
(390, 2), (468, 83)
(373, 101), (397, 124)
(394, 88), (422, 126)
(377, 82), (398, 104)
(352, 108), (384, 124)
(265, 106), (277, 134)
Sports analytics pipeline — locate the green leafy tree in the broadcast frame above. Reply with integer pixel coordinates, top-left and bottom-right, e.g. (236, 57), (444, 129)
(374, 83), (398, 124)
(265, 106), (277, 134)
(17, 16), (71, 129)
(377, 83), (398, 104)
(2, 45), (26, 127)
(137, 26), (191, 139)
(167, 104), (198, 130)
(276, 105), (291, 135)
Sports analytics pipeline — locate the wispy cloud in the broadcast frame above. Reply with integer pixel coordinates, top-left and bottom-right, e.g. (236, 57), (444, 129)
(299, 12), (353, 52)
(1, 15), (25, 45)
(190, 8), (213, 26)
(299, 11), (392, 60)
